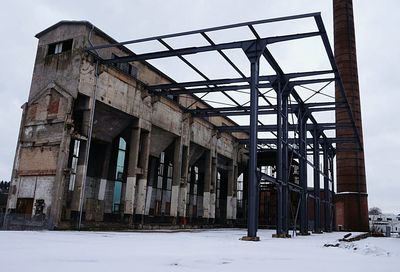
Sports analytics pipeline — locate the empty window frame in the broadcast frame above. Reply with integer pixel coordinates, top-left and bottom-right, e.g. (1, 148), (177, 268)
(68, 140), (80, 191)
(112, 138), (127, 213)
(236, 173), (244, 210)
(156, 152), (173, 215)
(48, 39), (73, 55)
(111, 53), (138, 78)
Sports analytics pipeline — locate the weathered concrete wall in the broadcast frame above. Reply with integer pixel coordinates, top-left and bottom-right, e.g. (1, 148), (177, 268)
(7, 21), (248, 229)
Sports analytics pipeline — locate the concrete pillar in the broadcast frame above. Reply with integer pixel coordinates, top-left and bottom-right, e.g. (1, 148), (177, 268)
(202, 150), (212, 219)
(135, 130), (150, 216)
(124, 125), (141, 216)
(178, 144), (189, 222)
(170, 137), (183, 217)
(209, 157), (217, 220)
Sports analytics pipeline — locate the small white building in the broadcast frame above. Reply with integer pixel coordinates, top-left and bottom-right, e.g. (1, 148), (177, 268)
(369, 213), (400, 234)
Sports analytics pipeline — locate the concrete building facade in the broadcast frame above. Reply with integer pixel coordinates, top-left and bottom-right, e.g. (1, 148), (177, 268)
(4, 21), (248, 229)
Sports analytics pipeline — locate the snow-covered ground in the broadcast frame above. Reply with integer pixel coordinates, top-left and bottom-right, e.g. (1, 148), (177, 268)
(0, 229), (398, 272)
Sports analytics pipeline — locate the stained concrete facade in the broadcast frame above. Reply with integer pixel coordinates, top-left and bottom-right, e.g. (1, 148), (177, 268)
(5, 21), (248, 229)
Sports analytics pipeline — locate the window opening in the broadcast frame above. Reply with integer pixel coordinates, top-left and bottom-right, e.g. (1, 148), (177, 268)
(237, 173), (244, 210)
(48, 39), (73, 55)
(154, 152), (173, 215)
(113, 138), (126, 213)
(69, 140), (80, 191)
(187, 166), (200, 218)
(112, 53), (138, 78)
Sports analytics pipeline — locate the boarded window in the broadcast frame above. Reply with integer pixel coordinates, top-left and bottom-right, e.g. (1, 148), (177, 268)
(47, 91), (60, 116)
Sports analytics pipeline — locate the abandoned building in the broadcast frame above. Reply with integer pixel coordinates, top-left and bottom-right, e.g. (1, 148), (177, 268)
(4, 0), (368, 236)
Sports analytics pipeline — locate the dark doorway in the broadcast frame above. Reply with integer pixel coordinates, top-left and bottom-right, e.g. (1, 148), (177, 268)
(16, 198), (34, 216)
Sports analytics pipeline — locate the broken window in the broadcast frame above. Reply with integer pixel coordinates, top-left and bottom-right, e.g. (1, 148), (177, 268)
(236, 173), (244, 210)
(47, 90), (60, 118)
(216, 172), (221, 211)
(68, 140), (80, 191)
(47, 39), (73, 55)
(187, 166), (199, 217)
(215, 170), (227, 220)
(112, 137), (127, 213)
(151, 152), (173, 216)
(111, 53), (138, 78)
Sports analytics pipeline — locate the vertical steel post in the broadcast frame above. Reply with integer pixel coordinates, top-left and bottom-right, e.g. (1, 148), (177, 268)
(276, 85), (283, 236)
(282, 89), (289, 235)
(329, 153), (335, 230)
(299, 111), (308, 235)
(313, 129), (321, 233)
(323, 142), (331, 232)
(276, 82), (289, 236)
(245, 42), (261, 239)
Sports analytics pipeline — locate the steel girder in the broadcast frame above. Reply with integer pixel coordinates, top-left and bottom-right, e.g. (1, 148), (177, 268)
(86, 12), (356, 240)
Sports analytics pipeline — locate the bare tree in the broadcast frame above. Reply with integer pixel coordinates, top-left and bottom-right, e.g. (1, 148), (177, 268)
(369, 207), (382, 215)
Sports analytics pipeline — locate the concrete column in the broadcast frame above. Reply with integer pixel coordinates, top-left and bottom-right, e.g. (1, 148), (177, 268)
(178, 144), (189, 222)
(124, 126), (141, 216)
(209, 157), (217, 219)
(202, 150), (212, 219)
(135, 130), (150, 216)
(170, 137), (183, 217)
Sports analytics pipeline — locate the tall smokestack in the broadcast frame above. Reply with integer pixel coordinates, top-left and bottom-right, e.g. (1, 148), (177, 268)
(333, 0), (369, 231)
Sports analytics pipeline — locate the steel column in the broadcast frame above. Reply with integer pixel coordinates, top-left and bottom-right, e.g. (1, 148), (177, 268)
(243, 41), (264, 240)
(275, 81), (289, 236)
(313, 129), (321, 233)
(299, 111), (309, 235)
(323, 142), (332, 232)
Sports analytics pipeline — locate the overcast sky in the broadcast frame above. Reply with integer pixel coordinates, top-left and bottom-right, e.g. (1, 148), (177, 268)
(0, 0), (399, 213)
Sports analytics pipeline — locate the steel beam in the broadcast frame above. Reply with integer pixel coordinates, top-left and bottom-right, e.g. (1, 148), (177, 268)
(87, 12), (320, 51)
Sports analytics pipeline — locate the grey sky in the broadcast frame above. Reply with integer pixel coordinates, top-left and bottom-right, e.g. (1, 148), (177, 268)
(0, 1), (399, 213)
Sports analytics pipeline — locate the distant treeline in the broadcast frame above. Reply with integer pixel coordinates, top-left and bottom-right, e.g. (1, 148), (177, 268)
(0, 181), (10, 193)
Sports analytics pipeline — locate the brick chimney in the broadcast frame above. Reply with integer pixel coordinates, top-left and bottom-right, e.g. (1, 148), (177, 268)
(333, 0), (369, 231)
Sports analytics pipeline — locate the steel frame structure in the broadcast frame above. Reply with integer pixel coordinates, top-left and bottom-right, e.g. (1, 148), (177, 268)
(87, 12), (362, 239)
